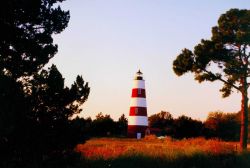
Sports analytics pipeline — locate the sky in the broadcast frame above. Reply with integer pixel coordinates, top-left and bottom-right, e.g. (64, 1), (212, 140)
(50, 0), (250, 121)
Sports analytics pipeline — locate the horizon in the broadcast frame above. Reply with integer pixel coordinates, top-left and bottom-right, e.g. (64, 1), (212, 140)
(49, 0), (250, 121)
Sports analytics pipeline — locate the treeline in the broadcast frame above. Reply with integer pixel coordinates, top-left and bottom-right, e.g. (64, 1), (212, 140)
(72, 112), (128, 138)
(149, 111), (240, 141)
(73, 110), (240, 141)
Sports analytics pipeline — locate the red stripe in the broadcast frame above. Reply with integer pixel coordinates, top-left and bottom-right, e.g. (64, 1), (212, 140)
(131, 89), (146, 98)
(127, 125), (148, 138)
(129, 107), (147, 116)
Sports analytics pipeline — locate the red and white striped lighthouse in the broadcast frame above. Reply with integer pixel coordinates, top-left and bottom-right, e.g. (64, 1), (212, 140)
(127, 70), (148, 138)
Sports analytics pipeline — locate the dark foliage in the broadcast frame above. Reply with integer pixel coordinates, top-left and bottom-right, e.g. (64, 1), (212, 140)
(148, 111), (240, 141)
(0, 64), (90, 163)
(0, 73), (28, 161)
(0, 0), (90, 165)
(83, 153), (250, 168)
(90, 112), (129, 137)
(74, 113), (128, 138)
(0, 0), (70, 79)
(204, 111), (240, 141)
(116, 114), (128, 136)
(148, 111), (174, 135)
(148, 112), (203, 138)
(90, 112), (116, 137)
(71, 116), (93, 140)
(173, 115), (203, 139)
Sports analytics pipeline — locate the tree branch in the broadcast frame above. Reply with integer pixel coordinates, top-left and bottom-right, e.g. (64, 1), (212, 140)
(200, 67), (241, 91)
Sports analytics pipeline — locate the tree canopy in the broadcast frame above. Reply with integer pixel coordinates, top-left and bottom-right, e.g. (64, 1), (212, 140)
(149, 111), (173, 129)
(0, 0), (70, 78)
(204, 111), (240, 140)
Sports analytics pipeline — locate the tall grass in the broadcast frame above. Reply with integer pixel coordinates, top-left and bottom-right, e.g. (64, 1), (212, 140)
(76, 136), (236, 160)
(3, 136), (249, 168)
(75, 136), (250, 168)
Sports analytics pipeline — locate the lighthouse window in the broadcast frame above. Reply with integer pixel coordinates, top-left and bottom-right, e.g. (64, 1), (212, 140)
(138, 89), (141, 95)
(135, 108), (138, 114)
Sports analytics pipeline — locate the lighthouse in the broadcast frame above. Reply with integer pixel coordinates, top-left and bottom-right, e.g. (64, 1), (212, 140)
(128, 70), (148, 138)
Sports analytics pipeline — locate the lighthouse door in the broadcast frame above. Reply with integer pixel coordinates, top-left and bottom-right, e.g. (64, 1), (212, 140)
(136, 133), (141, 139)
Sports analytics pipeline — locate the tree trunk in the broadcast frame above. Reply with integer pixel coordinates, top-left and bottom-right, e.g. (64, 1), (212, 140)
(240, 78), (248, 151)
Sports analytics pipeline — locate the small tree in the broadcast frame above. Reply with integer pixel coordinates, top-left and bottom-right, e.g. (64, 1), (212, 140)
(116, 114), (128, 136)
(173, 9), (250, 151)
(204, 111), (240, 140)
(91, 112), (116, 136)
(149, 111), (173, 129)
(148, 111), (174, 136)
(71, 116), (92, 142)
(173, 115), (203, 139)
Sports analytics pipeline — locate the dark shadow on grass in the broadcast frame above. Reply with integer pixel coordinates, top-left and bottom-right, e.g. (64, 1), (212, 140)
(84, 152), (250, 168)
(1, 152), (250, 168)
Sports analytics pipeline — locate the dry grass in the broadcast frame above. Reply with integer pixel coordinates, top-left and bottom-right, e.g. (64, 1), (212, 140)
(76, 135), (237, 160)
(72, 136), (250, 168)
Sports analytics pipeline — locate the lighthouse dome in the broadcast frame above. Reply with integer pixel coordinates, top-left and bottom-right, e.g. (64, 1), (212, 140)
(134, 70), (144, 80)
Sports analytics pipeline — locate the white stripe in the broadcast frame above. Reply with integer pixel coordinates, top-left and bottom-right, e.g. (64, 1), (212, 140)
(130, 98), (147, 107)
(128, 116), (148, 126)
(132, 80), (145, 89)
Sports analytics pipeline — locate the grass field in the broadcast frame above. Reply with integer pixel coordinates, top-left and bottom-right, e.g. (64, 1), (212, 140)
(75, 136), (250, 168)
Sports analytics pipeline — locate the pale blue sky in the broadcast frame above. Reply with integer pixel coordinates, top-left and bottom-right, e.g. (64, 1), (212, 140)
(51, 0), (250, 120)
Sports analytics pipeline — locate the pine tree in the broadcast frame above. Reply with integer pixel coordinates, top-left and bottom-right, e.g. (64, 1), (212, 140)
(173, 9), (250, 151)
(0, 0), (90, 161)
